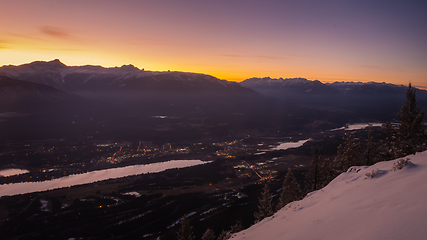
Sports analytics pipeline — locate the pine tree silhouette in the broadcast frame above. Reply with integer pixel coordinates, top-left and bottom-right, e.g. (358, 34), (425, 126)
(276, 168), (302, 211)
(254, 183), (274, 222)
(381, 121), (399, 160)
(397, 83), (425, 155)
(201, 228), (215, 240)
(363, 125), (380, 165)
(177, 215), (194, 240)
(333, 133), (359, 173)
(307, 148), (334, 192)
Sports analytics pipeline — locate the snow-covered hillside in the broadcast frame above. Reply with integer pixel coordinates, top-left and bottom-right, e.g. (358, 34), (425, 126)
(233, 151), (427, 240)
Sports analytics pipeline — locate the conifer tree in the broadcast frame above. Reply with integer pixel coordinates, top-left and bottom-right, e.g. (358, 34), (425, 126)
(306, 148), (333, 192)
(201, 228), (215, 240)
(216, 220), (242, 240)
(332, 144), (345, 173)
(381, 121), (399, 160)
(230, 220), (243, 233)
(332, 133), (359, 173)
(177, 215), (194, 240)
(397, 83), (425, 155)
(319, 157), (334, 186)
(276, 168), (302, 211)
(363, 125), (380, 165)
(254, 183), (274, 222)
(216, 230), (232, 240)
(306, 148), (321, 192)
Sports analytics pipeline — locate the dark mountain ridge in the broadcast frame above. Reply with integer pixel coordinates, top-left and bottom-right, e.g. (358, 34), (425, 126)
(0, 60), (254, 100)
(241, 77), (338, 95)
(240, 77), (427, 122)
(0, 59), (266, 115)
(0, 75), (89, 113)
(0, 60), (287, 142)
(240, 77), (425, 98)
(0, 60), (420, 142)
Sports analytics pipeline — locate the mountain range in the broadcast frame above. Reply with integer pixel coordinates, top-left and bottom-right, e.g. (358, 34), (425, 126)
(2, 60), (421, 101)
(241, 77), (426, 106)
(0, 60), (423, 142)
(0, 59), (255, 101)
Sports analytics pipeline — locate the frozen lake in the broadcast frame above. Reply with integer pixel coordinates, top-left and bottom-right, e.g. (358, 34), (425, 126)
(270, 139), (311, 151)
(256, 138), (311, 155)
(0, 160), (208, 197)
(0, 169), (29, 177)
(330, 123), (382, 131)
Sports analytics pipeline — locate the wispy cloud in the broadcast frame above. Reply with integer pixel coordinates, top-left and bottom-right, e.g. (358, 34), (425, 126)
(0, 40), (9, 49)
(40, 26), (71, 39)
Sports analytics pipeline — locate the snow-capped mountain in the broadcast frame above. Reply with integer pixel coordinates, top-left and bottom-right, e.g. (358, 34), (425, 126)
(326, 81), (409, 95)
(0, 60), (249, 98)
(0, 60), (272, 141)
(1, 60), (423, 141)
(241, 77), (338, 95)
(240, 77), (424, 97)
(0, 59), (155, 89)
(233, 152), (427, 240)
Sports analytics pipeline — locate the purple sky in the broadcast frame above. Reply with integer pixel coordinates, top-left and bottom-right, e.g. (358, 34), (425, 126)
(1, 0), (426, 86)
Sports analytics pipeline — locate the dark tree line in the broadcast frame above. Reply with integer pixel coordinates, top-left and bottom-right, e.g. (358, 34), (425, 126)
(177, 215), (242, 240)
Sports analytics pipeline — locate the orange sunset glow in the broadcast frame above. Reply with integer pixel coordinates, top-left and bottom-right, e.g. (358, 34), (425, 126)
(1, 0), (426, 86)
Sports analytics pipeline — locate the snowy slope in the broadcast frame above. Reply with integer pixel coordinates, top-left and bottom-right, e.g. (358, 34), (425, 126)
(233, 151), (427, 240)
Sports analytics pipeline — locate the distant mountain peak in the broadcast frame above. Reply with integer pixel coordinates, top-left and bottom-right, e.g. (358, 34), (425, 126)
(0, 60), (255, 99)
(50, 59), (65, 65)
(119, 64), (140, 71)
(29, 59), (67, 69)
(240, 77), (327, 91)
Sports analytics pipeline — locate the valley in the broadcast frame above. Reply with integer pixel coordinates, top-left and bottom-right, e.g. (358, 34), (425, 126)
(0, 124), (376, 239)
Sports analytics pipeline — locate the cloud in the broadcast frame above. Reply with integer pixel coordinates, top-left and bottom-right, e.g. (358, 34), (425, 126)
(40, 26), (71, 39)
(0, 39), (12, 49)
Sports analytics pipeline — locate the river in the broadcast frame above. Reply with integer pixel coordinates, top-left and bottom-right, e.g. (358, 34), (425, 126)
(0, 160), (208, 197)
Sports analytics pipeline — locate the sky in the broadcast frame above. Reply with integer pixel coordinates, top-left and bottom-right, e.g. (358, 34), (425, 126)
(1, 0), (426, 86)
